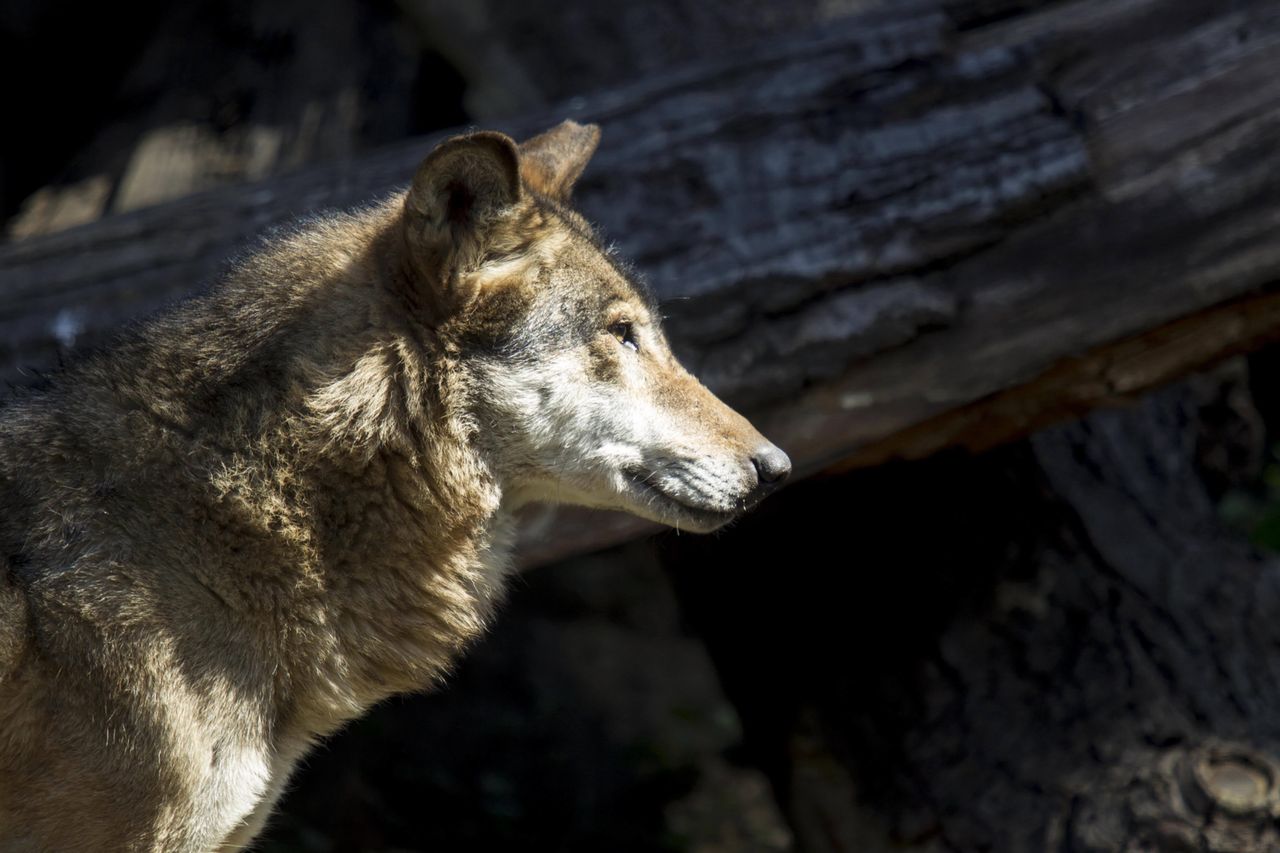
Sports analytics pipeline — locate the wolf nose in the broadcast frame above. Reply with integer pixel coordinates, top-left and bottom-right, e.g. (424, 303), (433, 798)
(751, 444), (791, 487)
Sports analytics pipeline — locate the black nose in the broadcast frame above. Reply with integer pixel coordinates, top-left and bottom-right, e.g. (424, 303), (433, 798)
(752, 444), (792, 487)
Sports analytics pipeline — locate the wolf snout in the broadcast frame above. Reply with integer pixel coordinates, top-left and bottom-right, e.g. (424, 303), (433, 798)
(750, 444), (791, 492)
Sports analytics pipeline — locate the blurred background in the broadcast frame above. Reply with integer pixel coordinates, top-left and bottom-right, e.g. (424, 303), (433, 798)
(4, 0), (1280, 851)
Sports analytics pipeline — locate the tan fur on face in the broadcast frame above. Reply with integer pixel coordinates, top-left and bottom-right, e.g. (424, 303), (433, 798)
(0, 121), (786, 851)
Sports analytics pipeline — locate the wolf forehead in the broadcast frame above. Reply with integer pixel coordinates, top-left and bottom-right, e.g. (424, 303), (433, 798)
(456, 190), (661, 359)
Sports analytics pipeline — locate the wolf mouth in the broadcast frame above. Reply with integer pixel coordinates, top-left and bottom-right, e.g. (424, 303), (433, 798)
(623, 467), (741, 529)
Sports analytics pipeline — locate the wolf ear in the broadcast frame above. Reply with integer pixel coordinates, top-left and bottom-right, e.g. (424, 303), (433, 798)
(519, 120), (601, 201)
(402, 131), (521, 309)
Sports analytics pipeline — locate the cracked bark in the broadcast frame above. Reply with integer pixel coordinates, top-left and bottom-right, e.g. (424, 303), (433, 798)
(662, 381), (1280, 851)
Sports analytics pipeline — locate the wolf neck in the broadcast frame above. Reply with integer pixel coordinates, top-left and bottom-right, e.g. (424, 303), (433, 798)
(282, 325), (520, 730)
(100, 205), (523, 734)
(300, 428), (514, 702)
(304, 238), (520, 717)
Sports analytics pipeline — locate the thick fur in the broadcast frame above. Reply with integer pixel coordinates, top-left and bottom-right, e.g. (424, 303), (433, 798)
(0, 121), (787, 851)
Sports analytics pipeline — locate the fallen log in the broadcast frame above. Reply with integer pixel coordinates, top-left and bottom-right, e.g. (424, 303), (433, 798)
(3, 0), (1280, 565)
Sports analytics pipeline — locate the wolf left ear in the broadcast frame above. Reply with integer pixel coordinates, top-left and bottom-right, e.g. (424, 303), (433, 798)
(402, 131), (521, 315)
(519, 120), (601, 201)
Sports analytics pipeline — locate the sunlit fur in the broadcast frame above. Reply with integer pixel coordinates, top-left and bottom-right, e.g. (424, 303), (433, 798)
(0, 121), (785, 850)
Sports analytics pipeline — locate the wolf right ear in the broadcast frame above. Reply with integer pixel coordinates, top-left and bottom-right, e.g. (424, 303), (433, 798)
(402, 131), (521, 314)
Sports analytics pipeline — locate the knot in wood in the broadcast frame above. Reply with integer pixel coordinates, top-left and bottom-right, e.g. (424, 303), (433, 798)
(1192, 752), (1272, 816)
(1176, 743), (1280, 822)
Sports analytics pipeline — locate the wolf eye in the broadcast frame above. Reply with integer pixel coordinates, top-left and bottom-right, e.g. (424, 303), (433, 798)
(608, 321), (639, 352)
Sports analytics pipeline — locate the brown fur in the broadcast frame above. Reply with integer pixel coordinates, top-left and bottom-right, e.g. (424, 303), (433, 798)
(0, 121), (787, 851)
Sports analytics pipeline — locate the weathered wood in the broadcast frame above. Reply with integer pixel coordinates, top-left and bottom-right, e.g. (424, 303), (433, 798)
(662, 381), (1280, 851)
(826, 286), (1280, 474)
(3, 0), (1280, 566)
(395, 0), (880, 117)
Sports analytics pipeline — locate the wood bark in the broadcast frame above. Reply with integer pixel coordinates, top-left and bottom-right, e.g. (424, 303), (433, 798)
(662, 380), (1280, 851)
(3, 0), (1280, 565)
(394, 0), (877, 117)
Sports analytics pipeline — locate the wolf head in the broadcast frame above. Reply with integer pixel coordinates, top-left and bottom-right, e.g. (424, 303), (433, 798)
(398, 121), (789, 533)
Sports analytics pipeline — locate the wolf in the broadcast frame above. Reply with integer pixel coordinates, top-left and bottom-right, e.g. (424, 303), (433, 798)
(0, 120), (789, 851)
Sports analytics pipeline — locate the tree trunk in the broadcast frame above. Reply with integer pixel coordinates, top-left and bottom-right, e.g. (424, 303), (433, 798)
(661, 378), (1280, 851)
(4, 0), (1280, 566)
